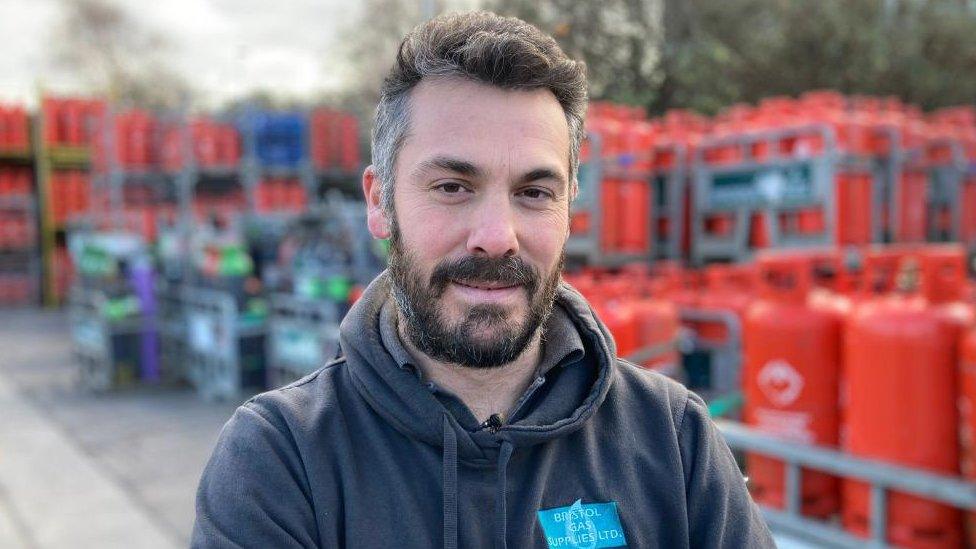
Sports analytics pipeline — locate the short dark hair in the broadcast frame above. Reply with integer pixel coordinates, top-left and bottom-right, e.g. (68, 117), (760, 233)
(371, 11), (588, 212)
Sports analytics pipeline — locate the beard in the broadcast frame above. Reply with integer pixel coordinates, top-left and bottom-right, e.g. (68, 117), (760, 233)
(387, 219), (564, 369)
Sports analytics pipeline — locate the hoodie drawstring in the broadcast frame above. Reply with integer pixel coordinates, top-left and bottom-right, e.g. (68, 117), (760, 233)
(495, 440), (514, 549)
(442, 415), (515, 549)
(442, 414), (459, 549)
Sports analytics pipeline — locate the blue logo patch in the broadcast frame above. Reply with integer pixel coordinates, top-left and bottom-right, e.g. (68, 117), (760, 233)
(537, 499), (627, 548)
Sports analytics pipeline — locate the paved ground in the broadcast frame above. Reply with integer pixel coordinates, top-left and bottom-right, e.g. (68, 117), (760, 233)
(0, 309), (241, 548)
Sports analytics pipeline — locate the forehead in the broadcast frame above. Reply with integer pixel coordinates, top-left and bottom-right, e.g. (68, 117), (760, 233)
(396, 77), (570, 177)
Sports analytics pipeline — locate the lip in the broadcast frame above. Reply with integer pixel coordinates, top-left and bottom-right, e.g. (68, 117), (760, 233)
(449, 280), (523, 304)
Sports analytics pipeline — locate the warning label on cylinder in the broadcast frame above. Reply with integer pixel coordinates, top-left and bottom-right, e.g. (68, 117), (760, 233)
(753, 409), (814, 444)
(754, 360), (813, 442)
(757, 359), (805, 407)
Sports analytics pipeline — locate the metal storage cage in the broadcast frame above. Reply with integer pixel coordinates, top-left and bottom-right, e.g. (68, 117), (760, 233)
(68, 284), (148, 391)
(154, 278), (189, 385)
(182, 285), (267, 401)
(692, 124), (882, 264)
(66, 230), (159, 390)
(263, 195), (385, 387)
(567, 132), (656, 267)
(266, 293), (341, 388)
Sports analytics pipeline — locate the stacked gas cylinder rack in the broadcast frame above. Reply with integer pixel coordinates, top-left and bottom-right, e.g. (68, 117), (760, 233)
(564, 243), (976, 548)
(0, 96), (376, 401)
(76, 104), (369, 399)
(741, 245), (976, 548)
(0, 102), (35, 305)
(571, 91), (976, 269)
(0, 96), (363, 307)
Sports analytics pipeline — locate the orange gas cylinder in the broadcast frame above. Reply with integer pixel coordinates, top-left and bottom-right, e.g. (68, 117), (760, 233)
(835, 170), (875, 245)
(704, 213), (735, 237)
(749, 213), (770, 249)
(563, 271), (596, 300)
(593, 299), (639, 359)
(859, 247), (905, 296)
(670, 268), (704, 310)
(961, 173), (976, 246)
(698, 264), (756, 345)
(743, 254), (842, 518)
(843, 250), (971, 549)
(629, 296), (680, 374)
(600, 178), (622, 253)
(617, 178), (651, 254)
(895, 167), (929, 243)
(807, 251), (855, 315)
(961, 328), (976, 546)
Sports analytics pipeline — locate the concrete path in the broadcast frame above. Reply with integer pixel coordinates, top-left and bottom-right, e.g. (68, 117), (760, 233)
(0, 309), (240, 548)
(0, 374), (177, 548)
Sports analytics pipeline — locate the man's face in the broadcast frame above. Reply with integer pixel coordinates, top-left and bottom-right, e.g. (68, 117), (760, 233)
(365, 77), (573, 368)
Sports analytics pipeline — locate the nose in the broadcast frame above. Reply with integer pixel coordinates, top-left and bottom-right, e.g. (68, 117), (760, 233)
(465, 192), (519, 258)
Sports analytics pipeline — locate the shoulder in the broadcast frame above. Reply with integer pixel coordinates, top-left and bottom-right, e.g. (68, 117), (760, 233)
(609, 358), (700, 433)
(193, 365), (345, 547)
(198, 358), (349, 494)
(242, 357), (349, 434)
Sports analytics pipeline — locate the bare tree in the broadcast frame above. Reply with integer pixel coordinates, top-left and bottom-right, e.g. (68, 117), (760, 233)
(487, 0), (662, 107)
(490, 0), (976, 114)
(333, 0), (436, 113)
(51, 0), (193, 108)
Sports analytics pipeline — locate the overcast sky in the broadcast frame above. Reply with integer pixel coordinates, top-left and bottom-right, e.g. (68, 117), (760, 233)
(0, 0), (366, 107)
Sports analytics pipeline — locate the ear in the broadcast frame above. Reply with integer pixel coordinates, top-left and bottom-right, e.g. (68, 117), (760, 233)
(363, 165), (390, 238)
(362, 165), (391, 239)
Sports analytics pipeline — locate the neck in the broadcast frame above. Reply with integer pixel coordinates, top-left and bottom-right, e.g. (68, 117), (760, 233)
(397, 313), (543, 425)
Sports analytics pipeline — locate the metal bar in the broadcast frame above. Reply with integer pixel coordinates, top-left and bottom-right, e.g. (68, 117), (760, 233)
(623, 339), (677, 365)
(785, 461), (801, 516)
(870, 484), (887, 544)
(678, 308), (742, 350)
(698, 123), (834, 150)
(716, 420), (976, 510)
(761, 508), (867, 549)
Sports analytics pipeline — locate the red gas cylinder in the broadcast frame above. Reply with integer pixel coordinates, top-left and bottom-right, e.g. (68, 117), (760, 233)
(600, 177), (622, 253)
(592, 298), (639, 359)
(617, 178), (651, 255)
(961, 168), (976, 246)
(807, 251), (854, 315)
(835, 170), (875, 245)
(743, 253), (842, 518)
(562, 271), (597, 301)
(629, 296), (680, 374)
(895, 167), (929, 243)
(843, 248), (972, 548)
(698, 264), (756, 345)
(961, 328), (976, 546)
(858, 247), (905, 296)
(749, 213), (771, 249)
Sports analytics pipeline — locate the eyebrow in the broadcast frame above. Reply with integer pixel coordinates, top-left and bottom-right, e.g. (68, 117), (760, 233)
(412, 156), (482, 179)
(412, 155), (568, 188)
(518, 167), (566, 188)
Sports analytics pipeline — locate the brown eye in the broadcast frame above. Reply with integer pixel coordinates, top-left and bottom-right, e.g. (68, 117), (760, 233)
(518, 187), (553, 200)
(440, 182), (463, 193)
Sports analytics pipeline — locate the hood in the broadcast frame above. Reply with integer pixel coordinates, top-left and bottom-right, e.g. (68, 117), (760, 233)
(339, 270), (618, 463)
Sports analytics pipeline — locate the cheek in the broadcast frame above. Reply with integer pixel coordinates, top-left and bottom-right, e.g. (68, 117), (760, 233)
(395, 200), (463, 260)
(520, 210), (569, 270)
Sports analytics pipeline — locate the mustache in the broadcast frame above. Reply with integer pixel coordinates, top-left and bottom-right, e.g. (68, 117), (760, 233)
(429, 254), (539, 296)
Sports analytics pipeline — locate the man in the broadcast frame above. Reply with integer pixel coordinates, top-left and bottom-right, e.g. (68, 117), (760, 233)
(193, 11), (774, 548)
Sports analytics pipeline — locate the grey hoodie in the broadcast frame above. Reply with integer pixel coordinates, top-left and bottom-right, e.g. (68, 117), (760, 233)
(192, 272), (774, 548)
